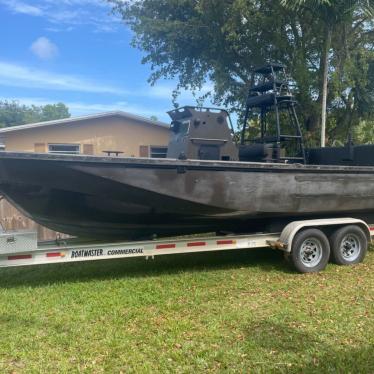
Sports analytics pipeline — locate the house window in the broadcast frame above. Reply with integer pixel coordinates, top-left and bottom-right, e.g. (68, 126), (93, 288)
(150, 146), (168, 158)
(48, 144), (81, 154)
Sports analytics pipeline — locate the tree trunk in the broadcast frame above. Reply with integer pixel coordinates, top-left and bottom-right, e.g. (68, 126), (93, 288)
(320, 25), (332, 147)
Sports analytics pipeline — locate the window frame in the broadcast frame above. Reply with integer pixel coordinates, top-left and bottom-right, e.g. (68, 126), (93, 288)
(48, 143), (81, 155)
(150, 146), (168, 158)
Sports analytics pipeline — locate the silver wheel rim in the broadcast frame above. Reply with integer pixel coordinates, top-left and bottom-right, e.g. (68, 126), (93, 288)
(299, 238), (323, 268)
(340, 234), (361, 261)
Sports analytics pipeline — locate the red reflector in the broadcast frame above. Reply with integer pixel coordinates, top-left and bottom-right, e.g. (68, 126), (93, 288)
(370, 227), (374, 231)
(187, 241), (206, 247)
(46, 252), (61, 258)
(217, 240), (234, 245)
(156, 244), (176, 249)
(8, 254), (32, 261)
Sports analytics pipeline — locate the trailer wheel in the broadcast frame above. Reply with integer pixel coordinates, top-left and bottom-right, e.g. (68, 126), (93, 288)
(329, 225), (367, 265)
(291, 229), (330, 273)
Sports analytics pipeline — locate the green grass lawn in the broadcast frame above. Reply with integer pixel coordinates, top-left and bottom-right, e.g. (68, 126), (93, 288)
(0, 247), (372, 373)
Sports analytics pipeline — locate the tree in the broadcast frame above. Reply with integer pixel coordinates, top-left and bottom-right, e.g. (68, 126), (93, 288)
(39, 103), (70, 122)
(109, 0), (374, 146)
(0, 101), (70, 128)
(281, 0), (374, 146)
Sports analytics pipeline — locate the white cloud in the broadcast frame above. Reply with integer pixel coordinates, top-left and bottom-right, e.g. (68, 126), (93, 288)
(1, 0), (43, 16)
(0, 96), (169, 121)
(0, 0), (120, 33)
(0, 61), (125, 94)
(30, 37), (59, 60)
(44, 0), (107, 7)
(0, 60), (215, 105)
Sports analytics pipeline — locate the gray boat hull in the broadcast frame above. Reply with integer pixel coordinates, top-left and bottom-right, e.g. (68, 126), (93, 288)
(0, 152), (373, 239)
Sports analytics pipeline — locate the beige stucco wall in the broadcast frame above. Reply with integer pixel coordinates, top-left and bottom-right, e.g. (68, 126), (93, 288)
(2, 115), (170, 156)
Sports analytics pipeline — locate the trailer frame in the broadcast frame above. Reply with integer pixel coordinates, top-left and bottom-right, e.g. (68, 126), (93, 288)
(0, 217), (372, 272)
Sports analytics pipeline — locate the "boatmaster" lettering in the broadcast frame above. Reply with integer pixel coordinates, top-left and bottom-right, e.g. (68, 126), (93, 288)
(71, 249), (104, 258)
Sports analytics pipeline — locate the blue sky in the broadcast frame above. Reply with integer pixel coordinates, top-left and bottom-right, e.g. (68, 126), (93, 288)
(0, 0), (213, 123)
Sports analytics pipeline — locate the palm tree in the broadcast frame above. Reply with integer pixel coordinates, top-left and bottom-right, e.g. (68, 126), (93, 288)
(281, 0), (374, 147)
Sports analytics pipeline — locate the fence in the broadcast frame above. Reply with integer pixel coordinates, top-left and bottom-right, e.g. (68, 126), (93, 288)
(0, 197), (69, 241)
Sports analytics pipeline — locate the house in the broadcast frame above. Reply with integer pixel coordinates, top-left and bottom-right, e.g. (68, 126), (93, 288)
(0, 111), (171, 239)
(0, 111), (170, 157)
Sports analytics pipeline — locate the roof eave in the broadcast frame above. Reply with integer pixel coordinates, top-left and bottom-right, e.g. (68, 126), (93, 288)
(0, 111), (170, 134)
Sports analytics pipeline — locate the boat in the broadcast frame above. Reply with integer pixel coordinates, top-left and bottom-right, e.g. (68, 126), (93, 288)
(0, 64), (374, 239)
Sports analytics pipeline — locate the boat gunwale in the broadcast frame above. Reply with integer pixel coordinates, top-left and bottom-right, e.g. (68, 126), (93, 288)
(1, 151), (374, 174)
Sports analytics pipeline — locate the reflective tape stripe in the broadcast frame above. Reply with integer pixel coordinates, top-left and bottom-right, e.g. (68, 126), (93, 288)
(187, 242), (206, 247)
(156, 244), (176, 250)
(8, 254), (32, 261)
(46, 252), (62, 258)
(217, 240), (235, 245)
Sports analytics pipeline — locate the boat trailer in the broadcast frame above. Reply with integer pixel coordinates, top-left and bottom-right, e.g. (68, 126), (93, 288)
(0, 217), (372, 273)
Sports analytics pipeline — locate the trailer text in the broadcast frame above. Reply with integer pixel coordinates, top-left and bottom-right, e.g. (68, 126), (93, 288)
(71, 249), (104, 258)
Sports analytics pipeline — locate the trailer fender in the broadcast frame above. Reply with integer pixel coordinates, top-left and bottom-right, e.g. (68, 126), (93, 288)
(276, 218), (371, 253)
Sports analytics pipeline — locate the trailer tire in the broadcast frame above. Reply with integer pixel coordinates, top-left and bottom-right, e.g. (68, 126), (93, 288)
(291, 229), (330, 273)
(330, 225), (367, 265)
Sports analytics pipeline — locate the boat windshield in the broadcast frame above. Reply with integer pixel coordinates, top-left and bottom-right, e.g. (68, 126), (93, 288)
(179, 120), (190, 135)
(171, 120), (190, 136)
